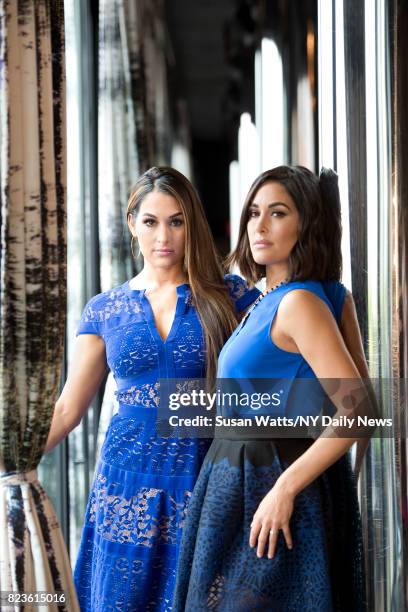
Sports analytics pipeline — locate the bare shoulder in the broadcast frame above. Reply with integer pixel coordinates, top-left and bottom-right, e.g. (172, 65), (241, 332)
(275, 289), (337, 342)
(278, 289), (330, 316)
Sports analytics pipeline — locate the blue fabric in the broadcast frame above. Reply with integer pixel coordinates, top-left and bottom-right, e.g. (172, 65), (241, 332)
(321, 279), (346, 323)
(173, 280), (366, 612)
(216, 280), (345, 421)
(218, 280), (338, 379)
(73, 275), (258, 611)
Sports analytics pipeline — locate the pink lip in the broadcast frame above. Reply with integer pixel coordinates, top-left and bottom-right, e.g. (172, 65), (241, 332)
(154, 249), (174, 254)
(253, 241), (272, 247)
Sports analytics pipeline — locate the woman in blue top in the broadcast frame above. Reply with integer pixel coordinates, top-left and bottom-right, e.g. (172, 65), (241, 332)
(44, 167), (260, 611)
(173, 166), (371, 611)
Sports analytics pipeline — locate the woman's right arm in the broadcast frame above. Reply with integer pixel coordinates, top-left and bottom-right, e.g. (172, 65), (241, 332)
(44, 334), (108, 454)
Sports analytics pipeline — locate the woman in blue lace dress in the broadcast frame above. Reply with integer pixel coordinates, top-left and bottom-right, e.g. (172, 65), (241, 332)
(44, 167), (260, 611)
(173, 166), (372, 611)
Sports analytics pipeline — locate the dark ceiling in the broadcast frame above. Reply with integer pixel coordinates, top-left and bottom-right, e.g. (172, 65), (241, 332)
(165, 0), (238, 141)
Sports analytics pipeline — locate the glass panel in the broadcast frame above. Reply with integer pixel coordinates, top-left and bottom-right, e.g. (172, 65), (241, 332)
(325, 0), (407, 608)
(67, 0), (94, 563)
(39, 0), (101, 565)
(256, 38), (285, 170)
(318, 0), (335, 168)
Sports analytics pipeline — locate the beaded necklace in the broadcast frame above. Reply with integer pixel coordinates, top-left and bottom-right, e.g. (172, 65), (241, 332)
(240, 278), (290, 327)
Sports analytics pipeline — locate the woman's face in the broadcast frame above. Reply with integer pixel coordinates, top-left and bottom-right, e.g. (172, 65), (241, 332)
(247, 181), (300, 267)
(128, 190), (186, 269)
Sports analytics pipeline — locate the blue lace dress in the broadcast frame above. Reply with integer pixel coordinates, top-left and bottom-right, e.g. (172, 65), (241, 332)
(173, 280), (367, 612)
(73, 275), (259, 612)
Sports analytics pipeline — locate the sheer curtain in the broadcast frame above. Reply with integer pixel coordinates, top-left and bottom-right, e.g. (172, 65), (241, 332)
(96, 0), (173, 454)
(98, 0), (172, 294)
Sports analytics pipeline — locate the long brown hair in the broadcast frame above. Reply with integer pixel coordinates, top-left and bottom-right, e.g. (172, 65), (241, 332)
(127, 166), (238, 385)
(226, 165), (342, 284)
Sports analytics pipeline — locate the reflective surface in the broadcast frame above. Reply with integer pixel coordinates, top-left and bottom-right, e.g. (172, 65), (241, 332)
(330, 0), (408, 609)
(389, 0), (408, 609)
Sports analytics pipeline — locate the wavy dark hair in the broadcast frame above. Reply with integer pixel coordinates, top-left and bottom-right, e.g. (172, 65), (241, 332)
(226, 165), (342, 284)
(127, 166), (238, 386)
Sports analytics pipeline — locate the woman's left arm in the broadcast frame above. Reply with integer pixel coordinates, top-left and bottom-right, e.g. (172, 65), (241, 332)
(339, 290), (372, 477)
(249, 289), (372, 559)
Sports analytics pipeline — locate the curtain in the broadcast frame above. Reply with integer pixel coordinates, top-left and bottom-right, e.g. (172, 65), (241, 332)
(98, 0), (139, 293)
(0, 1), (78, 608)
(98, 0), (172, 294)
(96, 0), (173, 453)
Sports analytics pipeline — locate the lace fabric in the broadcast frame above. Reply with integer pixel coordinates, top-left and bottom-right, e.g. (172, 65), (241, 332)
(87, 472), (192, 547)
(74, 420), (210, 611)
(74, 536), (177, 612)
(173, 443), (366, 612)
(73, 275), (259, 611)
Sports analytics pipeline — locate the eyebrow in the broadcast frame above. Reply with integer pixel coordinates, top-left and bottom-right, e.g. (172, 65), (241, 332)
(250, 202), (291, 209)
(141, 212), (183, 219)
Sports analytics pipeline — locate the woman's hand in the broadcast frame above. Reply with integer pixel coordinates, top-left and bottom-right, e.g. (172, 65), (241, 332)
(249, 479), (296, 559)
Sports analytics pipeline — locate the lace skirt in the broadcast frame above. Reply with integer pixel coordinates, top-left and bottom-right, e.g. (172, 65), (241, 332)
(73, 403), (211, 611)
(172, 438), (367, 612)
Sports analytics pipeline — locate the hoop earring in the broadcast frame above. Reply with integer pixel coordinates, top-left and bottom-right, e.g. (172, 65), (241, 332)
(131, 236), (141, 259)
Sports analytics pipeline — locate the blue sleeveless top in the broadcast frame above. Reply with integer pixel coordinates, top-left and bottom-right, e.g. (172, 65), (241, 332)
(217, 280), (346, 419)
